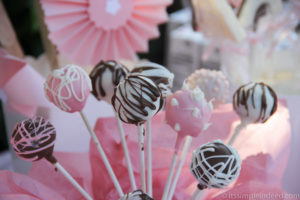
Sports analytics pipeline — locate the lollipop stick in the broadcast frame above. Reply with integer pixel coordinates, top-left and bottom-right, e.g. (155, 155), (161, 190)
(161, 152), (178, 200)
(146, 120), (152, 196)
(137, 123), (146, 192)
(167, 136), (193, 200)
(228, 121), (247, 145)
(80, 111), (124, 197)
(54, 162), (93, 200)
(190, 189), (205, 200)
(115, 112), (137, 190)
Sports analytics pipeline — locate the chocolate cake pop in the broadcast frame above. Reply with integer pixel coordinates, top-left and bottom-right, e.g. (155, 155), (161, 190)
(190, 140), (241, 189)
(44, 64), (91, 113)
(90, 60), (129, 102)
(187, 69), (230, 107)
(10, 117), (93, 200)
(233, 82), (277, 124)
(112, 75), (162, 125)
(10, 117), (56, 163)
(131, 62), (174, 98)
(119, 190), (154, 200)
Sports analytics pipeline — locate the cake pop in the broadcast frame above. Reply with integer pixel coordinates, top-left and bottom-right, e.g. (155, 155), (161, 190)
(165, 83), (212, 143)
(112, 74), (162, 192)
(119, 190), (154, 200)
(44, 64), (124, 197)
(233, 82), (277, 124)
(90, 60), (136, 190)
(131, 62), (174, 195)
(187, 69), (230, 107)
(44, 64), (91, 113)
(190, 140), (241, 200)
(131, 62), (174, 97)
(229, 82), (277, 145)
(10, 117), (93, 200)
(112, 75), (162, 125)
(11, 117), (56, 163)
(163, 82), (213, 200)
(90, 60), (129, 103)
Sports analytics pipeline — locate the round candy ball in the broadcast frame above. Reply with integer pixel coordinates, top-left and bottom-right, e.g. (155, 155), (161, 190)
(112, 75), (162, 125)
(10, 117), (56, 163)
(187, 69), (229, 107)
(165, 83), (212, 139)
(131, 62), (174, 97)
(119, 190), (153, 200)
(44, 64), (92, 113)
(90, 60), (129, 103)
(233, 82), (277, 123)
(190, 140), (241, 189)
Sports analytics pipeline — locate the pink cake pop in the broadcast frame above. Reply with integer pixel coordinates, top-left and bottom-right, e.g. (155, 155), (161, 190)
(44, 64), (124, 196)
(165, 82), (213, 148)
(44, 64), (91, 113)
(162, 82), (213, 200)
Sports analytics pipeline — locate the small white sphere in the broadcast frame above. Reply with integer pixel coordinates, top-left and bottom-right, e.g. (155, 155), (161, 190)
(233, 82), (277, 123)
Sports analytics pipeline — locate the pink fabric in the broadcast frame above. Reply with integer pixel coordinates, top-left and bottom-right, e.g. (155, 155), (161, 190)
(0, 102), (292, 199)
(0, 49), (51, 117)
(41, 0), (172, 66)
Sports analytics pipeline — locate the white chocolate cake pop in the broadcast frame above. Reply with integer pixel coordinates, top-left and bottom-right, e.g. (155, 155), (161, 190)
(119, 190), (154, 200)
(233, 82), (277, 123)
(90, 60), (129, 103)
(187, 69), (230, 107)
(131, 62), (174, 97)
(112, 75), (162, 125)
(190, 140), (241, 189)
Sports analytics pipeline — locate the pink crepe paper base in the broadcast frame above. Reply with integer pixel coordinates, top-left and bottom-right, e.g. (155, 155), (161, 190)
(0, 101), (292, 199)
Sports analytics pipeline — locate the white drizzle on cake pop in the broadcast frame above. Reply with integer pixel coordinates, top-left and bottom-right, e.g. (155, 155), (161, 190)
(44, 64), (91, 112)
(190, 140), (241, 189)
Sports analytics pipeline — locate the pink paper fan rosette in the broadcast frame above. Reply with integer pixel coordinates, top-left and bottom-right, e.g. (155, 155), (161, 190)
(41, 0), (171, 65)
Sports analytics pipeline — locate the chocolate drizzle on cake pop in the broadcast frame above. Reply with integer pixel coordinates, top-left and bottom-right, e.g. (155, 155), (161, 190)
(190, 140), (241, 189)
(90, 60), (129, 99)
(10, 117), (57, 163)
(131, 62), (174, 98)
(119, 190), (154, 200)
(112, 75), (162, 125)
(233, 82), (277, 123)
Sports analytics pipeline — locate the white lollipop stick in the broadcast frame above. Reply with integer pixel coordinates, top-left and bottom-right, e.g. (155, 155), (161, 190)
(228, 121), (248, 145)
(167, 136), (193, 200)
(190, 189), (205, 200)
(137, 123), (146, 192)
(80, 111), (124, 197)
(115, 112), (137, 190)
(161, 152), (178, 200)
(146, 120), (152, 196)
(55, 162), (93, 200)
